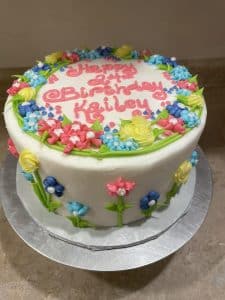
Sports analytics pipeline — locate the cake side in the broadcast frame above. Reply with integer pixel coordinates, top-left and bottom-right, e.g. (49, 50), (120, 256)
(4, 46), (206, 227)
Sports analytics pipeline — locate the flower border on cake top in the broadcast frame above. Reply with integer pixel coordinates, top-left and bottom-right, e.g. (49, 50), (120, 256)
(7, 45), (204, 158)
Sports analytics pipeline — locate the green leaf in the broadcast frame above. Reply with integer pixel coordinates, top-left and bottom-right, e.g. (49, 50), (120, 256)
(40, 131), (49, 143)
(67, 216), (94, 228)
(105, 202), (118, 212)
(189, 74), (198, 83)
(195, 87), (204, 96)
(153, 128), (164, 138)
(124, 203), (133, 209)
(157, 64), (173, 72)
(120, 119), (131, 127)
(48, 200), (62, 212)
(157, 64), (168, 71)
(62, 114), (72, 126)
(176, 94), (188, 103)
(99, 144), (110, 153)
(91, 120), (103, 132)
(156, 109), (169, 120)
(142, 204), (157, 218)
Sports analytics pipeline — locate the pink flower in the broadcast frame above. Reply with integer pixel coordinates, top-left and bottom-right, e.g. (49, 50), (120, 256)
(177, 80), (198, 92)
(140, 49), (151, 58)
(7, 138), (19, 158)
(7, 80), (29, 96)
(157, 115), (185, 135)
(62, 52), (80, 63)
(106, 177), (136, 197)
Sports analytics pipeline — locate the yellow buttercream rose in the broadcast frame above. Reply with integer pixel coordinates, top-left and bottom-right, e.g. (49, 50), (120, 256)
(174, 160), (192, 184)
(18, 87), (36, 101)
(19, 149), (39, 173)
(119, 116), (155, 146)
(45, 51), (63, 64)
(186, 93), (204, 107)
(114, 45), (132, 59)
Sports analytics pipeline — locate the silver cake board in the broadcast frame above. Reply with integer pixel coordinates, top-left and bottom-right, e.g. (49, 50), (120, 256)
(0, 147), (212, 271)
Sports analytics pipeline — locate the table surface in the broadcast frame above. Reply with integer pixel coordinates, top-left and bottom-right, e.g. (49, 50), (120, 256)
(0, 70), (225, 299)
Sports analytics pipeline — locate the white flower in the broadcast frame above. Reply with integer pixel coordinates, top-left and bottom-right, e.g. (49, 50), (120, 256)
(117, 188), (126, 196)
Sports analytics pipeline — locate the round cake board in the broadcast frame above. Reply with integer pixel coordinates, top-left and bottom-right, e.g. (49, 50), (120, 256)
(0, 147), (212, 271)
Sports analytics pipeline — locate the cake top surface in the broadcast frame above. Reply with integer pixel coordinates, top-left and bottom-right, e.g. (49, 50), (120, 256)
(6, 46), (205, 158)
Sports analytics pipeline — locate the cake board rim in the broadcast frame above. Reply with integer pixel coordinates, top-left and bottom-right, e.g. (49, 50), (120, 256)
(0, 146), (213, 271)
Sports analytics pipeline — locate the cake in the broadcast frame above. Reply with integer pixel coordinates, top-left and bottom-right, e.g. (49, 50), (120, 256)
(4, 46), (206, 228)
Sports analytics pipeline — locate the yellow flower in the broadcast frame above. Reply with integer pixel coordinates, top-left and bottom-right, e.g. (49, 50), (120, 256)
(119, 116), (155, 146)
(186, 94), (204, 107)
(18, 87), (36, 101)
(114, 45), (132, 59)
(174, 160), (192, 184)
(45, 51), (63, 64)
(19, 149), (39, 173)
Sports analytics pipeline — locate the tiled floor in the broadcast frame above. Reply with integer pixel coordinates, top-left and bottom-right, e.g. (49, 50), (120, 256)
(0, 65), (225, 300)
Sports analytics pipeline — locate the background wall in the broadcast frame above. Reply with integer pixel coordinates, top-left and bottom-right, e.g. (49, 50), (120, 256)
(0, 0), (225, 67)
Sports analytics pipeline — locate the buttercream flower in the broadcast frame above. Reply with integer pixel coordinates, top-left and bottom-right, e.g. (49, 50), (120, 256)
(157, 115), (185, 135)
(96, 46), (113, 57)
(114, 45), (132, 59)
(7, 138), (19, 158)
(174, 160), (192, 184)
(140, 49), (151, 59)
(148, 54), (166, 65)
(177, 80), (198, 92)
(44, 51), (63, 64)
(18, 87), (36, 101)
(24, 69), (47, 87)
(19, 100), (40, 117)
(23, 111), (42, 133)
(43, 176), (64, 197)
(170, 66), (191, 81)
(62, 51), (80, 63)
(119, 116), (155, 146)
(140, 191), (160, 210)
(7, 80), (29, 96)
(67, 201), (89, 217)
(186, 93), (204, 107)
(106, 177), (135, 197)
(100, 127), (139, 151)
(19, 149), (39, 173)
(190, 150), (199, 167)
(166, 101), (187, 118)
(22, 171), (34, 182)
(180, 110), (200, 128)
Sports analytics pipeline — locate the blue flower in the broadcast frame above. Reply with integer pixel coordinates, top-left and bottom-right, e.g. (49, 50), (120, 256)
(170, 66), (191, 81)
(96, 46), (114, 58)
(148, 55), (166, 65)
(43, 176), (65, 197)
(19, 100), (40, 117)
(23, 111), (42, 132)
(180, 110), (200, 128)
(163, 57), (178, 67)
(66, 201), (89, 216)
(166, 101), (187, 118)
(72, 48), (89, 59)
(100, 129), (139, 151)
(24, 69), (47, 87)
(21, 171), (34, 182)
(131, 50), (140, 59)
(140, 190), (160, 210)
(32, 62), (51, 72)
(190, 150), (199, 166)
(176, 89), (191, 96)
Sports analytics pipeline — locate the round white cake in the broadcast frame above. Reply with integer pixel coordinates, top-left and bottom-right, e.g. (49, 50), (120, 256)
(4, 46), (206, 228)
